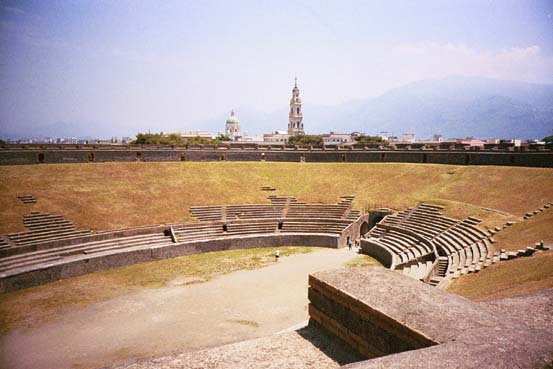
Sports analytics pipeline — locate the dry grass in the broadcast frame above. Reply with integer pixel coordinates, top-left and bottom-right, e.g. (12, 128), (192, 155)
(1, 162), (552, 234)
(448, 251), (553, 301)
(0, 162), (552, 315)
(0, 246), (317, 333)
(492, 207), (553, 252)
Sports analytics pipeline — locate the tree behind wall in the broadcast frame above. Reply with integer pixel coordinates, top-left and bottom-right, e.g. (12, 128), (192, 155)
(288, 135), (324, 147)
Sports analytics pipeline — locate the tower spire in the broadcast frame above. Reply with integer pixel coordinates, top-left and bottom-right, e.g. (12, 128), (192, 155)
(288, 78), (304, 135)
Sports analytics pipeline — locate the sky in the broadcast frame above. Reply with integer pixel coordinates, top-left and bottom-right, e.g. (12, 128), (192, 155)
(1, 0), (552, 138)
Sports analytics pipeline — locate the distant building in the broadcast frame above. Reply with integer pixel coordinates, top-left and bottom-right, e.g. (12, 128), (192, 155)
(321, 132), (354, 145)
(400, 133), (416, 143)
(225, 110), (241, 140)
(379, 132), (390, 141)
(179, 130), (211, 139)
(288, 78), (304, 135)
(432, 134), (444, 142)
(263, 130), (290, 143)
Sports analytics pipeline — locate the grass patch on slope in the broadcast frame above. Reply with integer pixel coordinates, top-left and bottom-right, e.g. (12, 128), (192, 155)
(448, 251), (553, 301)
(1, 162), (552, 233)
(343, 254), (382, 268)
(492, 207), (553, 252)
(0, 246), (318, 333)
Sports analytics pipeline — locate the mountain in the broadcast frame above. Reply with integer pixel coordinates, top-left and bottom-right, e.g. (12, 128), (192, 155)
(338, 76), (553, 139)
(226, 76), (553, 140)
(2, 76), (552, 140)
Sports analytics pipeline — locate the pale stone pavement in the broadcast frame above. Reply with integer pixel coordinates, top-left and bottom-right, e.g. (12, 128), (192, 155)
(0, 247), (360, 369)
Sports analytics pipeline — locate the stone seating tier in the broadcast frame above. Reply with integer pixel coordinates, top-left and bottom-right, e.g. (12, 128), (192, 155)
(190, 196), (356, 222)
(364, 203), (495, 283)
(0, 233), (174, 275)
(7, 230), (92, 247)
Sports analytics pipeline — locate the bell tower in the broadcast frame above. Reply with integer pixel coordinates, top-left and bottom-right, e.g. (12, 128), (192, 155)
(288, 77), (304, 135)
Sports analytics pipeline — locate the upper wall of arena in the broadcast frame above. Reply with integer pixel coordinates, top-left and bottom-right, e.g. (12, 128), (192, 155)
(1, 144), (552, 167)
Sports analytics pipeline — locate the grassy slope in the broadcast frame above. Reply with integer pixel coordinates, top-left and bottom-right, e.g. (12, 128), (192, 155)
(492, 207), (553, 252)
(1, 162), (552, 234)
(343, 254), (382, 268)
(0, 162), (552, 305)
(0, 246), (317, 333)
(448, 251), (553, 301)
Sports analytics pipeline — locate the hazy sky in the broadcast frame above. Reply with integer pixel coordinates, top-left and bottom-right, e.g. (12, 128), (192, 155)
(1, 0), (552, 136)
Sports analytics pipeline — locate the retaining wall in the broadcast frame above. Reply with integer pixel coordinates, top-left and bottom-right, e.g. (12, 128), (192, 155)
(0, 233), (339, 293)
(1, 147), (552, 167)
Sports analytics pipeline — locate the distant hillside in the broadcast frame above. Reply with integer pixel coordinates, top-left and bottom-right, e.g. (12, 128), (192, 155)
(2, 76), (552, 140)
(222, 76), (553, 140)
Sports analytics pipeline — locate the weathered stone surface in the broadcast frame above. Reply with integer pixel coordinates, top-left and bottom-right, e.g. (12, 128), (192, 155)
(311, 268), (553, 369)
(110, 325), (362, 369)
(310, 268), (495, 345)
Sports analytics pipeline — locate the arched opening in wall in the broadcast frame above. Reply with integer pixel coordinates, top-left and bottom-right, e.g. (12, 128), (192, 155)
(136, 152), (142, 161)
(341, 154), (346, 162)
(87, 152), (95, 162)
(180, 153), (186, 161)
(380, 153), (386, 161)
(359, 221), (370, 237)
(368, 212), (388, 230)
(37, 153), (45, 163)
(277, 221), (283, 230)
(220, 153), (227, 161)
(222, 224), (228, 232)
(261, 152), (266, 161)
(300, 154), (305, 163)
(436, 244), (447, 257)
(422, 153), (427, 163)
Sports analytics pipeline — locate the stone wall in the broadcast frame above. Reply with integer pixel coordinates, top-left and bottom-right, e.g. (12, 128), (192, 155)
(359, 239), (396, 268)
(308, 268), (436, 358)
(308, 267), (553, 369)
(0, 233), (339, 293)
(1, 146), (552, 167)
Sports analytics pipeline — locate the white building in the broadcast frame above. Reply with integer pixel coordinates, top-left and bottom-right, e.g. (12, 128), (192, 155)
(321, 132), (354, 145)
(263, 130), (290, 143)
(225, 110), (241, 140)
(400, 133), (416, 143)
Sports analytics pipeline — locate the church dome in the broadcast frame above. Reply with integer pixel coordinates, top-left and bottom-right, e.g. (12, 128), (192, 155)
(226, 110), (239, 125)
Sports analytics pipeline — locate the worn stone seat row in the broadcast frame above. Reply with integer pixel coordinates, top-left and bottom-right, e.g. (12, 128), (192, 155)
(6, 212), (92, 248)
(190, 195), (359, 222)
(363, 203), (496, 283)
(171, 217), (352, 242)
(0, 233), (174, 276)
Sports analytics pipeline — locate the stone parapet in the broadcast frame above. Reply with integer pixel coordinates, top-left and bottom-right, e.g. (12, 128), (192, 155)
(1, 147), (552, 167)
(308, 267), (553, 369)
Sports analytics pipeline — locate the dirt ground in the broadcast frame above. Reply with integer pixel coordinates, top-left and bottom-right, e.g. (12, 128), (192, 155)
(0, 248), (360, 369)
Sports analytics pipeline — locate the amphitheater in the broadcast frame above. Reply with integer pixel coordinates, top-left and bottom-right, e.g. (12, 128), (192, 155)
(0, 145), (552, 369)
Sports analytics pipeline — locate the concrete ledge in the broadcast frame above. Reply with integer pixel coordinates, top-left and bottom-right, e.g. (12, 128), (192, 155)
(308, 267), (553, 369)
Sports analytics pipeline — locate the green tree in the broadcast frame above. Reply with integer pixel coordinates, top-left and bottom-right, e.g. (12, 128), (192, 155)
(354, 135), (388, 146)
(542, 135), (553, 144)
(215, 133), (231, 141)
(288, 135), (324, 147)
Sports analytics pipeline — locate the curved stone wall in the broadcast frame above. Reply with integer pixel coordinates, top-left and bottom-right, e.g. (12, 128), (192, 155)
(0, 232), (340, 293)
(1, 145), (552, 167)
